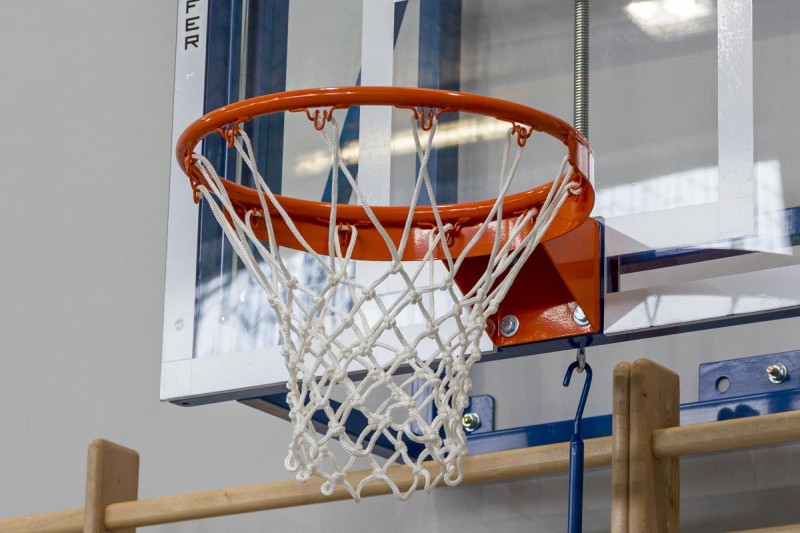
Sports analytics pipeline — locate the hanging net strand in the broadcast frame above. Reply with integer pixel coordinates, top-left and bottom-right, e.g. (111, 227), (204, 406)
(188, 102), (582, 501)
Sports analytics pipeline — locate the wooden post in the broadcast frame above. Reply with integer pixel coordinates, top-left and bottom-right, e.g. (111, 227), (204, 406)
(84, 440), (139, 533)
(628, 359), (680, 532)
(611, 361), (631, 533)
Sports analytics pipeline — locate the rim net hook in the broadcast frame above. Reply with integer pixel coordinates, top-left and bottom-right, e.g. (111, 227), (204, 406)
(562, 355), (592, 533)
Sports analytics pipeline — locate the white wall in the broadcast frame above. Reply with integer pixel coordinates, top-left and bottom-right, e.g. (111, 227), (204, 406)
(2, 1), (800, 532)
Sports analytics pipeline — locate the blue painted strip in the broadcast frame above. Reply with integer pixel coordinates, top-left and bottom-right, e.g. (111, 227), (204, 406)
(195, 0), (290, 357)
(240, 0), (288, 192)
(195, 0), (248, 354)
(321, 1), (408, 204)
(416, 0), (461, 205)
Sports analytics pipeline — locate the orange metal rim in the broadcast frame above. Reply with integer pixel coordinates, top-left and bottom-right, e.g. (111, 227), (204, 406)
(177, 86), (595, 260)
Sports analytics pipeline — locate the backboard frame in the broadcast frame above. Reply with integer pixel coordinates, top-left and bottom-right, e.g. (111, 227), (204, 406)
(162, 0), (800, 406)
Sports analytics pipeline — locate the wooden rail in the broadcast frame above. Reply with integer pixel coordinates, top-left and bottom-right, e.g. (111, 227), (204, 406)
(0, 437), (613, 532)
(652, 410), (800, 458)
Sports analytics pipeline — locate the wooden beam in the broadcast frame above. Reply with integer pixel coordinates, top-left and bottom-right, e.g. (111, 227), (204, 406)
(0, 437), (612, 531)
(628, 359), (680, 533)
(653, 410), (800, 458)
(728, 525), (800, 533)
(0, 510), (83, 533)
(84, 440), (139, 533)
(611, 361), (631, 533)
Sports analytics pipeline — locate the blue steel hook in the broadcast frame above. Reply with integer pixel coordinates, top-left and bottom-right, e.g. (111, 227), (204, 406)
(563, 356), (593, 533)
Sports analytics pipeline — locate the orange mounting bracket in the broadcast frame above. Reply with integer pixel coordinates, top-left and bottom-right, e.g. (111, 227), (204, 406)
(453, 217), (602, 347)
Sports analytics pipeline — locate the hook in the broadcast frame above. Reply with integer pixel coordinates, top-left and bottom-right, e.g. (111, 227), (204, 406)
(563, 352), (592, 533)
(563, 358), (592, 435)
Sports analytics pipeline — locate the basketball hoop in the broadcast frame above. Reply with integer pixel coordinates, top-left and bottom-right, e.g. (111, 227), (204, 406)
(177, 86), (595, 500)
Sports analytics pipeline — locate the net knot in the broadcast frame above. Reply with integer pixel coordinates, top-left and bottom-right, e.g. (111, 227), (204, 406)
(350, 394), (366, 409)
(327, 420), (344, 436)
(412, 464), (427, 477)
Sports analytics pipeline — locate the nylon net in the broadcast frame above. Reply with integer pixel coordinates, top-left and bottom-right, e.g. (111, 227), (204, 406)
(191, 110), (580, 500)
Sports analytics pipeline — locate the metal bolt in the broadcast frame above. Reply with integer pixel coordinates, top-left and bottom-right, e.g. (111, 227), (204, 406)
(766, 363), (788, 384)
(499, 315), (519, 337)
(486, 319), (496, 336)
(174, 319), (184, 331)
(462, 412), (481, 432)
(573, 306), (589, 327)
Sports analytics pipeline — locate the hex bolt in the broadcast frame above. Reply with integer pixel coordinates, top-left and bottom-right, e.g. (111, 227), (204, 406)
(499, 315), (519, 337)
(573, 306), (589, 327)
(462, 412), (481, 433)
(766, 363), (788, 384)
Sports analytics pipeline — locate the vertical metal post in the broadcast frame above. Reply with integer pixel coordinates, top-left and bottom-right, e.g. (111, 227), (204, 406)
(574, 0), (589, 138)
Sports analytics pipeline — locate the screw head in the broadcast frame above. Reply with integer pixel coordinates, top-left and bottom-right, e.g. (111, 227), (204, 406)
(461, 412), (481, 432)
(766, 363), (788, 384)
(499, 315), (519, 337)
(174, 319), (184, 331)
(573, 306), (589, 327)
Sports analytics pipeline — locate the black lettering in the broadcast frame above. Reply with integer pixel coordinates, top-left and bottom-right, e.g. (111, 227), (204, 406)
(185, 0), (200, 14)
(184, 34), (201, 50)
(185, 16), (200, 32)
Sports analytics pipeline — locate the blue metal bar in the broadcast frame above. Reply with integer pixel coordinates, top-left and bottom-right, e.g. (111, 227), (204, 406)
(568, 437), (584, 532)
(609, 205), (800, 284)
(466, 415), (611, 455)
(256, 392), (426, 460)
(466, 387), (800, 456)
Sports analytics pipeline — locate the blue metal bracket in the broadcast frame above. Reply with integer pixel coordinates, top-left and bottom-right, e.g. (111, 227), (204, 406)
(463, 394), (495, 435)
(699, 349), (800, 401)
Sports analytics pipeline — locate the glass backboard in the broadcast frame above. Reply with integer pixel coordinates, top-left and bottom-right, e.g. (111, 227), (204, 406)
(162, 0), (800, 405)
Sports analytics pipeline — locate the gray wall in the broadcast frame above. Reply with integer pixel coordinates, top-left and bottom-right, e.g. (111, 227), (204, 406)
(2, 1), (800, 532)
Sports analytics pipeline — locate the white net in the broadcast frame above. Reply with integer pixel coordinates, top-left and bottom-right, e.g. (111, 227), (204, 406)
(191, 110), (580, 500)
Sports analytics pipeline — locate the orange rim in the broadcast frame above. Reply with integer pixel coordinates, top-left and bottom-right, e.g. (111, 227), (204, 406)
(177, 86), (594, 261)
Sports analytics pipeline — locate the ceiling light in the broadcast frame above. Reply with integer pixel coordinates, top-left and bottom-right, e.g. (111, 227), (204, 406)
(625, 0), (715, 40)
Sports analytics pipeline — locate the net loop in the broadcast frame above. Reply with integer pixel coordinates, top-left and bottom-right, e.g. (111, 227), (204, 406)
(510, 123), (534, 147)
(300, 107), (337, 131)
(217, 123), (241, 148)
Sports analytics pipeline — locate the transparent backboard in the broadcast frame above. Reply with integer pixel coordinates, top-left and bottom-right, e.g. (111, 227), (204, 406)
(162, 0), (800, 404)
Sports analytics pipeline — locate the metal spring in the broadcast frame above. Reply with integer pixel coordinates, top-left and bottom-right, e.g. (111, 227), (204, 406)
(574, 0), (589, 139)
